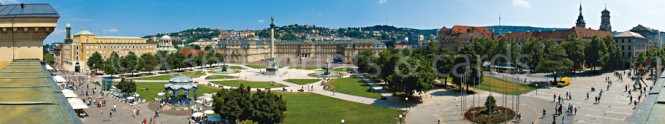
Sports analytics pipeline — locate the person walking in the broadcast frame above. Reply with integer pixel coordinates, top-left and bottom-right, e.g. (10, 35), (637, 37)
(543, 109), (546, 118)
(586, 92), (589, 100)
(574, 107), (577, 115)
(630, 96), (633, 104)
(109, 111), (112, 118)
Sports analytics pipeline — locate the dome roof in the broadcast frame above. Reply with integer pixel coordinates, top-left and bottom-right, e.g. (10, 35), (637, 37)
(75, 30), (94, 35)
(160, 35), (172, 40)
(165, 75), (196, 90)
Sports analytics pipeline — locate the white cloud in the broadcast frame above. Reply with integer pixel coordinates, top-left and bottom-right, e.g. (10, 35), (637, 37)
(103, 28), (119, 33)
(258, 20), (265, 23)
(378, 0), (388, 4)
(512, 0), (531, 8)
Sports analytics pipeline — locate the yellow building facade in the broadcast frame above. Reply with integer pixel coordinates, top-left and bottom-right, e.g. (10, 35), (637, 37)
(60, 24), (156, 72)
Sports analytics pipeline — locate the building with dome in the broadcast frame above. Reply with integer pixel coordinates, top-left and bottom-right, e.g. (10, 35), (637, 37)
(59, 24), (157, 72)
(157, 35), (177, 53)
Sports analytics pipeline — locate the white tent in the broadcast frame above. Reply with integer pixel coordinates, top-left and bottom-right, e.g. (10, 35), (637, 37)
(192, 112), (203, 117)
(61, 89), (78, 98)
(53, 76), (66, 83)
(45, 64), (53, 70)
(371, 86), (383, 90)
(204, 110), (215, 114)
(67, 98), (89, 109)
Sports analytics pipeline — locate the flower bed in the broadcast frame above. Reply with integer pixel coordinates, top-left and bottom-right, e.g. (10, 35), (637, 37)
(464, 106), (515, 123)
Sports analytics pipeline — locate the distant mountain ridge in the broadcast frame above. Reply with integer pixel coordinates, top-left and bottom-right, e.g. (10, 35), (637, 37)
(486, 25), (569, 36)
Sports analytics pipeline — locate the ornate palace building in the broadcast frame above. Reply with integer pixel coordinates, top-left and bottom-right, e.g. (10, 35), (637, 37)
(437, 25), (495, 51)
(59, 24), (157, 72)
(216, 39), (387, 63)
(0, 3), (59, 62)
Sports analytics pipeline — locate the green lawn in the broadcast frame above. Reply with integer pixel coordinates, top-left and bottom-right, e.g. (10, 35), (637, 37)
(135, 82), (219, 101)
(205, 75), (236, 80)
(290, 66), (322, 70)
(245, 64), (283, 69)
(333, 67), (352, 72)
(328, 77), (383, 99)
(137, 71), (203, 80)
(278, 92), (404, 124)
(211, 80), (287, 88)
(472, 76), (535, 95)
(284, 79), (321, 85)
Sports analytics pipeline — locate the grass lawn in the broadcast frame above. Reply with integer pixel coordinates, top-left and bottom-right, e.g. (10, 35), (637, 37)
(333, 67), (352, 72)
(290, 66), (322, 70)
(137, 71), (203, 80)
(277, 92), (404, 124)
(328, 77), (383, 99)
(205, 75), (236, 80)
(135, 82), (219, 101)
(284, 79), (321, 85)
(210, 80), (287, 88)
(472, 76), (535, 95)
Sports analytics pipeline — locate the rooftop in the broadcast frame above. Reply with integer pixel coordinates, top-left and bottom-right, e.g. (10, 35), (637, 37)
(0, 3), (59, 18)
(0, 60), (81, 124)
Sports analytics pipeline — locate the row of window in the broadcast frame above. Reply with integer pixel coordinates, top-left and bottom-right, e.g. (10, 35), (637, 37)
(85, 45), (154, 49)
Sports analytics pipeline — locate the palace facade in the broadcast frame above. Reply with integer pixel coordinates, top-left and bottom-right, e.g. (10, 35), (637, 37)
(216, 39), (387, 63)
(59, 24), (157, 72)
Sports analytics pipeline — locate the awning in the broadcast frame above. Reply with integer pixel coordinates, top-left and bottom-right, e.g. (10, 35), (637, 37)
(67, 98), (89, 109)
(204, 110), (215, 114)
(45, 65), (54, 70)
(371, 86), (383, 90)
(61, 89), (78, 98)
(53, 76), (66, 83)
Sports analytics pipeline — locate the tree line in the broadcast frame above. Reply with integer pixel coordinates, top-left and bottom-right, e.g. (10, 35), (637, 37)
(87, 49), (225, 76)
(212, 85), (287, 124)
(354, 34), (623, 98)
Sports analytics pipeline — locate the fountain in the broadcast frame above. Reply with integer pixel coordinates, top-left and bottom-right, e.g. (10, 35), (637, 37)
(317, 62), (338, 77)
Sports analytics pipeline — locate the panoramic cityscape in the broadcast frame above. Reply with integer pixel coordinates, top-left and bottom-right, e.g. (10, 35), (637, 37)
(2, 0), (665, 124)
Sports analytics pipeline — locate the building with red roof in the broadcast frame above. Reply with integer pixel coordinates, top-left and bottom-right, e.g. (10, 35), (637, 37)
(437, 25), (495, 52)
(179, 50), (206, 56)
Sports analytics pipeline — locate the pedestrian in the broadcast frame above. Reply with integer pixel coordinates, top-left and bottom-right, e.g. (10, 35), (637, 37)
(586, 92), (589, 100)
(543, 109), (546, 117)
(639, 95), (642, 102)
(109, 111), (112, 118)
(574, 107), (577, 115)
(132, 108), (136, 118)
(553, 94), (556, 102)
(142, 118), (147, 124)
(630, 96), (633, 103)
(625, 85), (628, 92)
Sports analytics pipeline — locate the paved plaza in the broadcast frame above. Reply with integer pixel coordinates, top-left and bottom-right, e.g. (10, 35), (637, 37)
(407, 70), (652, 124)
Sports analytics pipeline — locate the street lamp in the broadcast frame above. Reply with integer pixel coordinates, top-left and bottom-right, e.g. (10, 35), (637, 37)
(341, 119), (345, 124)
(399, 114), (403, 124)
(535, 84), (538, 95)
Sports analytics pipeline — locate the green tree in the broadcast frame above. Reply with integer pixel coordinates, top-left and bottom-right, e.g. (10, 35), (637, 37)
(122, 52), (140, 75)
(87, 52), (103, 72)
(43, 52), (55, 65)
(140, 53), (158, 74)
(250, 90), (287, 123)
(603, 36), (623, 70)
(169, 52), (187, 71)
(585, 36), (609, 70)
(115, 78), (137, 97)
(102, 52), (121, 76)
(484, 95), (497, 115)
(561, 36), (586, 72)
(522, 38), (544, 72)
(537, 40), (573, 82)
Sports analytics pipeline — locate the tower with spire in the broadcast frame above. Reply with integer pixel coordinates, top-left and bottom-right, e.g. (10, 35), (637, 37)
(576, 4), (586, 28)
(600, 5), (612, 32)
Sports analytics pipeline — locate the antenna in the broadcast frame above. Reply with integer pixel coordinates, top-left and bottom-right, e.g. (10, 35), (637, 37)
(499, 14), (502, 26)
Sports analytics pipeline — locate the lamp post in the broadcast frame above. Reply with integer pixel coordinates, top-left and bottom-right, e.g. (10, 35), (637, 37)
(399, 114), (403, 124)
(341, 119), (345, 124)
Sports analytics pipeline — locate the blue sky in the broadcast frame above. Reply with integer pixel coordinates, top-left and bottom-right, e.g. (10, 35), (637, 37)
(7, 0), (664, 44)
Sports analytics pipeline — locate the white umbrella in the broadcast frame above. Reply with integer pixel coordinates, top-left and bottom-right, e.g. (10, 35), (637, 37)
(204, 110), (214, 114)
(157, 92), (165, 96)
(192, 112), (203, 117)
(127, 97), (135, 99)
(134, 93), (140, 97)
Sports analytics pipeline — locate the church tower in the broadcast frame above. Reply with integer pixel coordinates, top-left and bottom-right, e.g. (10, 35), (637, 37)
(576, 4), (586, 28)
(600, 6), (612, 32)
(64, 23), (73, 44)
